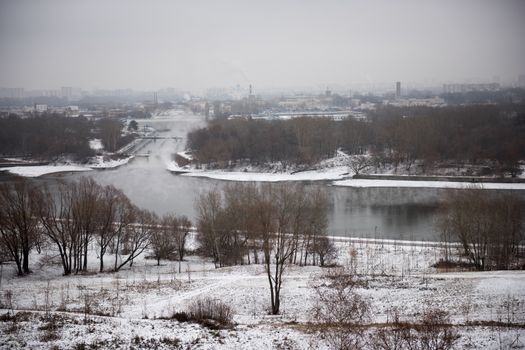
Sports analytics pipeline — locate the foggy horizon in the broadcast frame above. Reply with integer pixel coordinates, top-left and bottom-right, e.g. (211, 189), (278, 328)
(1, 0), (525, 92)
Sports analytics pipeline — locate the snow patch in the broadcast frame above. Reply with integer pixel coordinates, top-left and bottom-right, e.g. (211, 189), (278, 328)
(4, 165), (91, 177)
(89, 155), (134, 169)
(1, 156), (134, 177)
(333, 178), (525, 190)
(166, 161), (350, 182)
(89, 138), (104, 151)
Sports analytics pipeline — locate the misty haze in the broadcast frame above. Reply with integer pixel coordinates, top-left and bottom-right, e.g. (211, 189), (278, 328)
(1, 1), (524, 349)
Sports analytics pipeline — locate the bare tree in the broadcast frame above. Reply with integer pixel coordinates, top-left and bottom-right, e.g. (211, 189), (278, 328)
(149, 212), (176, 266)
(347, 154), (372, 176)
(174, 215), (192, 272)
(311, 235), (337, 267)
(193, 183), (329, 314)
(37, 182), (78, 275)
(195, 189), (223, 267)
(222, 183), (256, 265)
(260, 184), (302, 315)
(0, 180), (41, 275)
(71, 177), (100, 272)
(302, 189), (330, 266)
(152, 213), (191, 270)
(114, 207), (153, 271)
(97, 118), (122, 152)
(96, 185), (133, 272)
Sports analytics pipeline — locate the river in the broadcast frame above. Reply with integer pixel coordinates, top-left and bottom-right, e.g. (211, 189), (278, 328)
(28, 110), (522, 241)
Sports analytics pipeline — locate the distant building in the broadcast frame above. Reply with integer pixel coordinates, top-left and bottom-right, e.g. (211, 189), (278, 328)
(61, 86), (73, 100)
(518, 75), (525, 88)
(395, 82), (401, 99)
(35, 104), (48, 113)
(0, 87), (24, 98)
(213, 101), (222, 118)
(43, 90), (60, 97)
(386, 97), (445, 107)
(65, 105), (80, 117)
(442, 83), (500, 94)
(204, 101), (210, 120)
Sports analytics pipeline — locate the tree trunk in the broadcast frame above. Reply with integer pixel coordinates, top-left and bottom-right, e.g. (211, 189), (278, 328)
(272, 283), (280, 315)
(15, 258), (23, 276)
(83, 237), (88, 271)
(99, 248), (104, 272)
(114, 235), (120, 271)
(22, 248), (30, 274)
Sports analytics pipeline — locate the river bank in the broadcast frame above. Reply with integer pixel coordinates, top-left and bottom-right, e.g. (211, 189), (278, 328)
(167, 161), (525, 189)
(0, 156), (134, 178)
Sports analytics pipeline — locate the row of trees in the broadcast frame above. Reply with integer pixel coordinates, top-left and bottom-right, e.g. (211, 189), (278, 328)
(0, 113), (134, 160)
(188, 105), (525, 175)
(0, 178), (192, 276)
(97, 118), (137, 152)
(188, 117), (341, 166)
(0, 114), (94, 161)
(439, 187), (525, 270)
(195, 183), (336, 314)
(369, 105), (525, 174)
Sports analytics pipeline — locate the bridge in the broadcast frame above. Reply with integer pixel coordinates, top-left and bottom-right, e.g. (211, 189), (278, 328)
(138, 136), (183, 141)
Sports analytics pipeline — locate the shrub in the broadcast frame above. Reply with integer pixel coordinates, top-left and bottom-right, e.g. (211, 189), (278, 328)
(187, 297), (234, 326)
(311, 268), (371, 349)
(172, 297), (234, 329)
(170, 312), (189, 322)
(372, 308), (459, 350)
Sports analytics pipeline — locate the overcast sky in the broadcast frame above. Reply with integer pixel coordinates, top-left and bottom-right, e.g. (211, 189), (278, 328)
(1, 0), (524, 91)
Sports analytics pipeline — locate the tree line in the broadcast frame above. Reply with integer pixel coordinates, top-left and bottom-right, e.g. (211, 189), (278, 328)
(195, 183), (336, 314)
(0, 178), (191, 276)
(0, 113), (134, 160)
(0, 114), (94, 161)
(187, 105), (525, 175)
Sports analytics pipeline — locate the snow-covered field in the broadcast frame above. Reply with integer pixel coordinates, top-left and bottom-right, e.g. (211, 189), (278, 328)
(1, 239), (523, 349)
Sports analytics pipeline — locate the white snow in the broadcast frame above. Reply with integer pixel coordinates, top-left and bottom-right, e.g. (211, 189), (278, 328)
(1, 156), (134, 177)
(1, 237), (523, 349)
(166, 161), (350, 182)
(89, 155), (134, 169)
(333, 178), (525, 190)
(3, 165), (92, 177)
(176, 151), (193, 161)
(88, 139), (104, 151)
(168, 163), (525, 188)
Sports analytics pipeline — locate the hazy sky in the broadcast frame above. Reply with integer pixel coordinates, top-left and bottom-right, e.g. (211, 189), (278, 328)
(1, 0), (524, 91)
